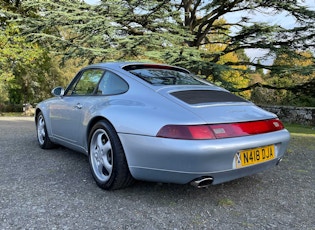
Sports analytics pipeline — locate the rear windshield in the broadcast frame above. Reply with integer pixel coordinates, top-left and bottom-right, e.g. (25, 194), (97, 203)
(124, 65), (206, 86)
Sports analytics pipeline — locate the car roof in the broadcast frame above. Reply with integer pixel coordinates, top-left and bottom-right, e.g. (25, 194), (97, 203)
(84, 62), (190, 73)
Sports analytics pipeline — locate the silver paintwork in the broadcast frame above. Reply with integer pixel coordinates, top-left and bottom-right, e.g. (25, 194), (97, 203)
(35, 62), (290, 185)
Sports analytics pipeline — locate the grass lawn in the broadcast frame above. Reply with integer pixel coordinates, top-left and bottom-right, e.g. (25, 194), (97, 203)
(284, 123), (315, 135)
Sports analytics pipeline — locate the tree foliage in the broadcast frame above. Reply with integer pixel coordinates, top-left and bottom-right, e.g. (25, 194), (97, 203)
(0, 24), (48, 104)
(0, 23), (68, 104)
(1, 0), (315, 106)
(250, 51), (315, 106)
(202, 18), (251, 98)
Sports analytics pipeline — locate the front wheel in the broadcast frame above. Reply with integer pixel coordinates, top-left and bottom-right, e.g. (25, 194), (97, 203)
(36, 112), (55, 149)
(88, 120), (134, 190)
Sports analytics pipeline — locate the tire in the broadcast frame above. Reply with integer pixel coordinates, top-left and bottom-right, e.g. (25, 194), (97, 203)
(36, 112), (55, 149)
(88, 120), (134, 190)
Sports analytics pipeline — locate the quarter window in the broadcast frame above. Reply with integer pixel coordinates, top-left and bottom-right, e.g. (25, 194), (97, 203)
(96, 71), (128, 95)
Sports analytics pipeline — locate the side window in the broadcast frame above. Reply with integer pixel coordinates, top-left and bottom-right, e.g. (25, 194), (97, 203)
(67, 69), (104, 96)
(96, 71), (128, 95)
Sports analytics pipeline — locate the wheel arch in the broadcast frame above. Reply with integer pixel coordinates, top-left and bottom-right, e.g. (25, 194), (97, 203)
(35, 108), (56, 149)
(35, 108), (42, 123)
(87, 115), (135, 189)
(86, 116), (117, 152)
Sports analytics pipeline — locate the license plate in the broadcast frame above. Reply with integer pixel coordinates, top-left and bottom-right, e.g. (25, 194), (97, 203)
(235, 145), (275, 168)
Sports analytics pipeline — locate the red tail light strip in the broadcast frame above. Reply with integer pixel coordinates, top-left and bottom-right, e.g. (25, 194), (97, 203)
(157, 119), (284, 140)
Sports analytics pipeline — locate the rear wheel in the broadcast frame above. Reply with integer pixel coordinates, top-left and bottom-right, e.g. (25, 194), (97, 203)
(36, 112), (55, 149)
(88, 120), (134, 190)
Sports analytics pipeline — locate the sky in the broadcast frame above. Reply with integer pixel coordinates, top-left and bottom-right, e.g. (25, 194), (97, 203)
(84, 0), (99, 4)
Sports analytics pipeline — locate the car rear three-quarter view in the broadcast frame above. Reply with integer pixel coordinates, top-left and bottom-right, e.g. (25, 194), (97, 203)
(35, 62), (290, 190)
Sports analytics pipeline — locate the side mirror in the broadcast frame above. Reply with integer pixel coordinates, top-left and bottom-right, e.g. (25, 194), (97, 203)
(51, 86), (65, 97)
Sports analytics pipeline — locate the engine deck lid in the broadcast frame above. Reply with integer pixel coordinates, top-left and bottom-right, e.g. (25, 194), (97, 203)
(157, 87), (276, 124)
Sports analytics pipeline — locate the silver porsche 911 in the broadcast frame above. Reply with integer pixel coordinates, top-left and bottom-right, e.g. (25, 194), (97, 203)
(35, 62), (290, 190)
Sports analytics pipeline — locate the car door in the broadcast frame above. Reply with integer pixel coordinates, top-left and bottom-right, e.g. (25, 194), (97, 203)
(50, 68), (105, 145)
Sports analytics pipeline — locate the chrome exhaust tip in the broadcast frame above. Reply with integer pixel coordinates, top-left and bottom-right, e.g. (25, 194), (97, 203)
(190, 176), (213, 188)
(276, 158), (282, 165)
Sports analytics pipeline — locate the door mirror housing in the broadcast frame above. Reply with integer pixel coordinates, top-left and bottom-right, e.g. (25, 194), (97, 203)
(51, 86), (65, 97)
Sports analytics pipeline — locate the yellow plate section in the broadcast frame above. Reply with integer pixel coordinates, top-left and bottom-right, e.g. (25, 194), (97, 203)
(235, 145), (275, 168)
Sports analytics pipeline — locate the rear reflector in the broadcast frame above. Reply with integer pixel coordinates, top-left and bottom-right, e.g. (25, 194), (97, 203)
(157, 119), (284, 140)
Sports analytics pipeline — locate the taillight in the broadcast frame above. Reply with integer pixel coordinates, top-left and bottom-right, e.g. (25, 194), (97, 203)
(157, 125), (216, 140)
(156, 119), (284, 140)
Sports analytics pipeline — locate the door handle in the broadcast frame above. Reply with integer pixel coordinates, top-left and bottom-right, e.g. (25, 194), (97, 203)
(74, 103), (82, 109)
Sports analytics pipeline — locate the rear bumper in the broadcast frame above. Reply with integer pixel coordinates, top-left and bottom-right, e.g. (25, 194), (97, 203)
(118, 129), (290, 184)
(129, 158), (280, 185)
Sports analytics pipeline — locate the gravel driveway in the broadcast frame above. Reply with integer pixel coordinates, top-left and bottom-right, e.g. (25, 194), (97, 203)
(0, 117), (314, 230)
